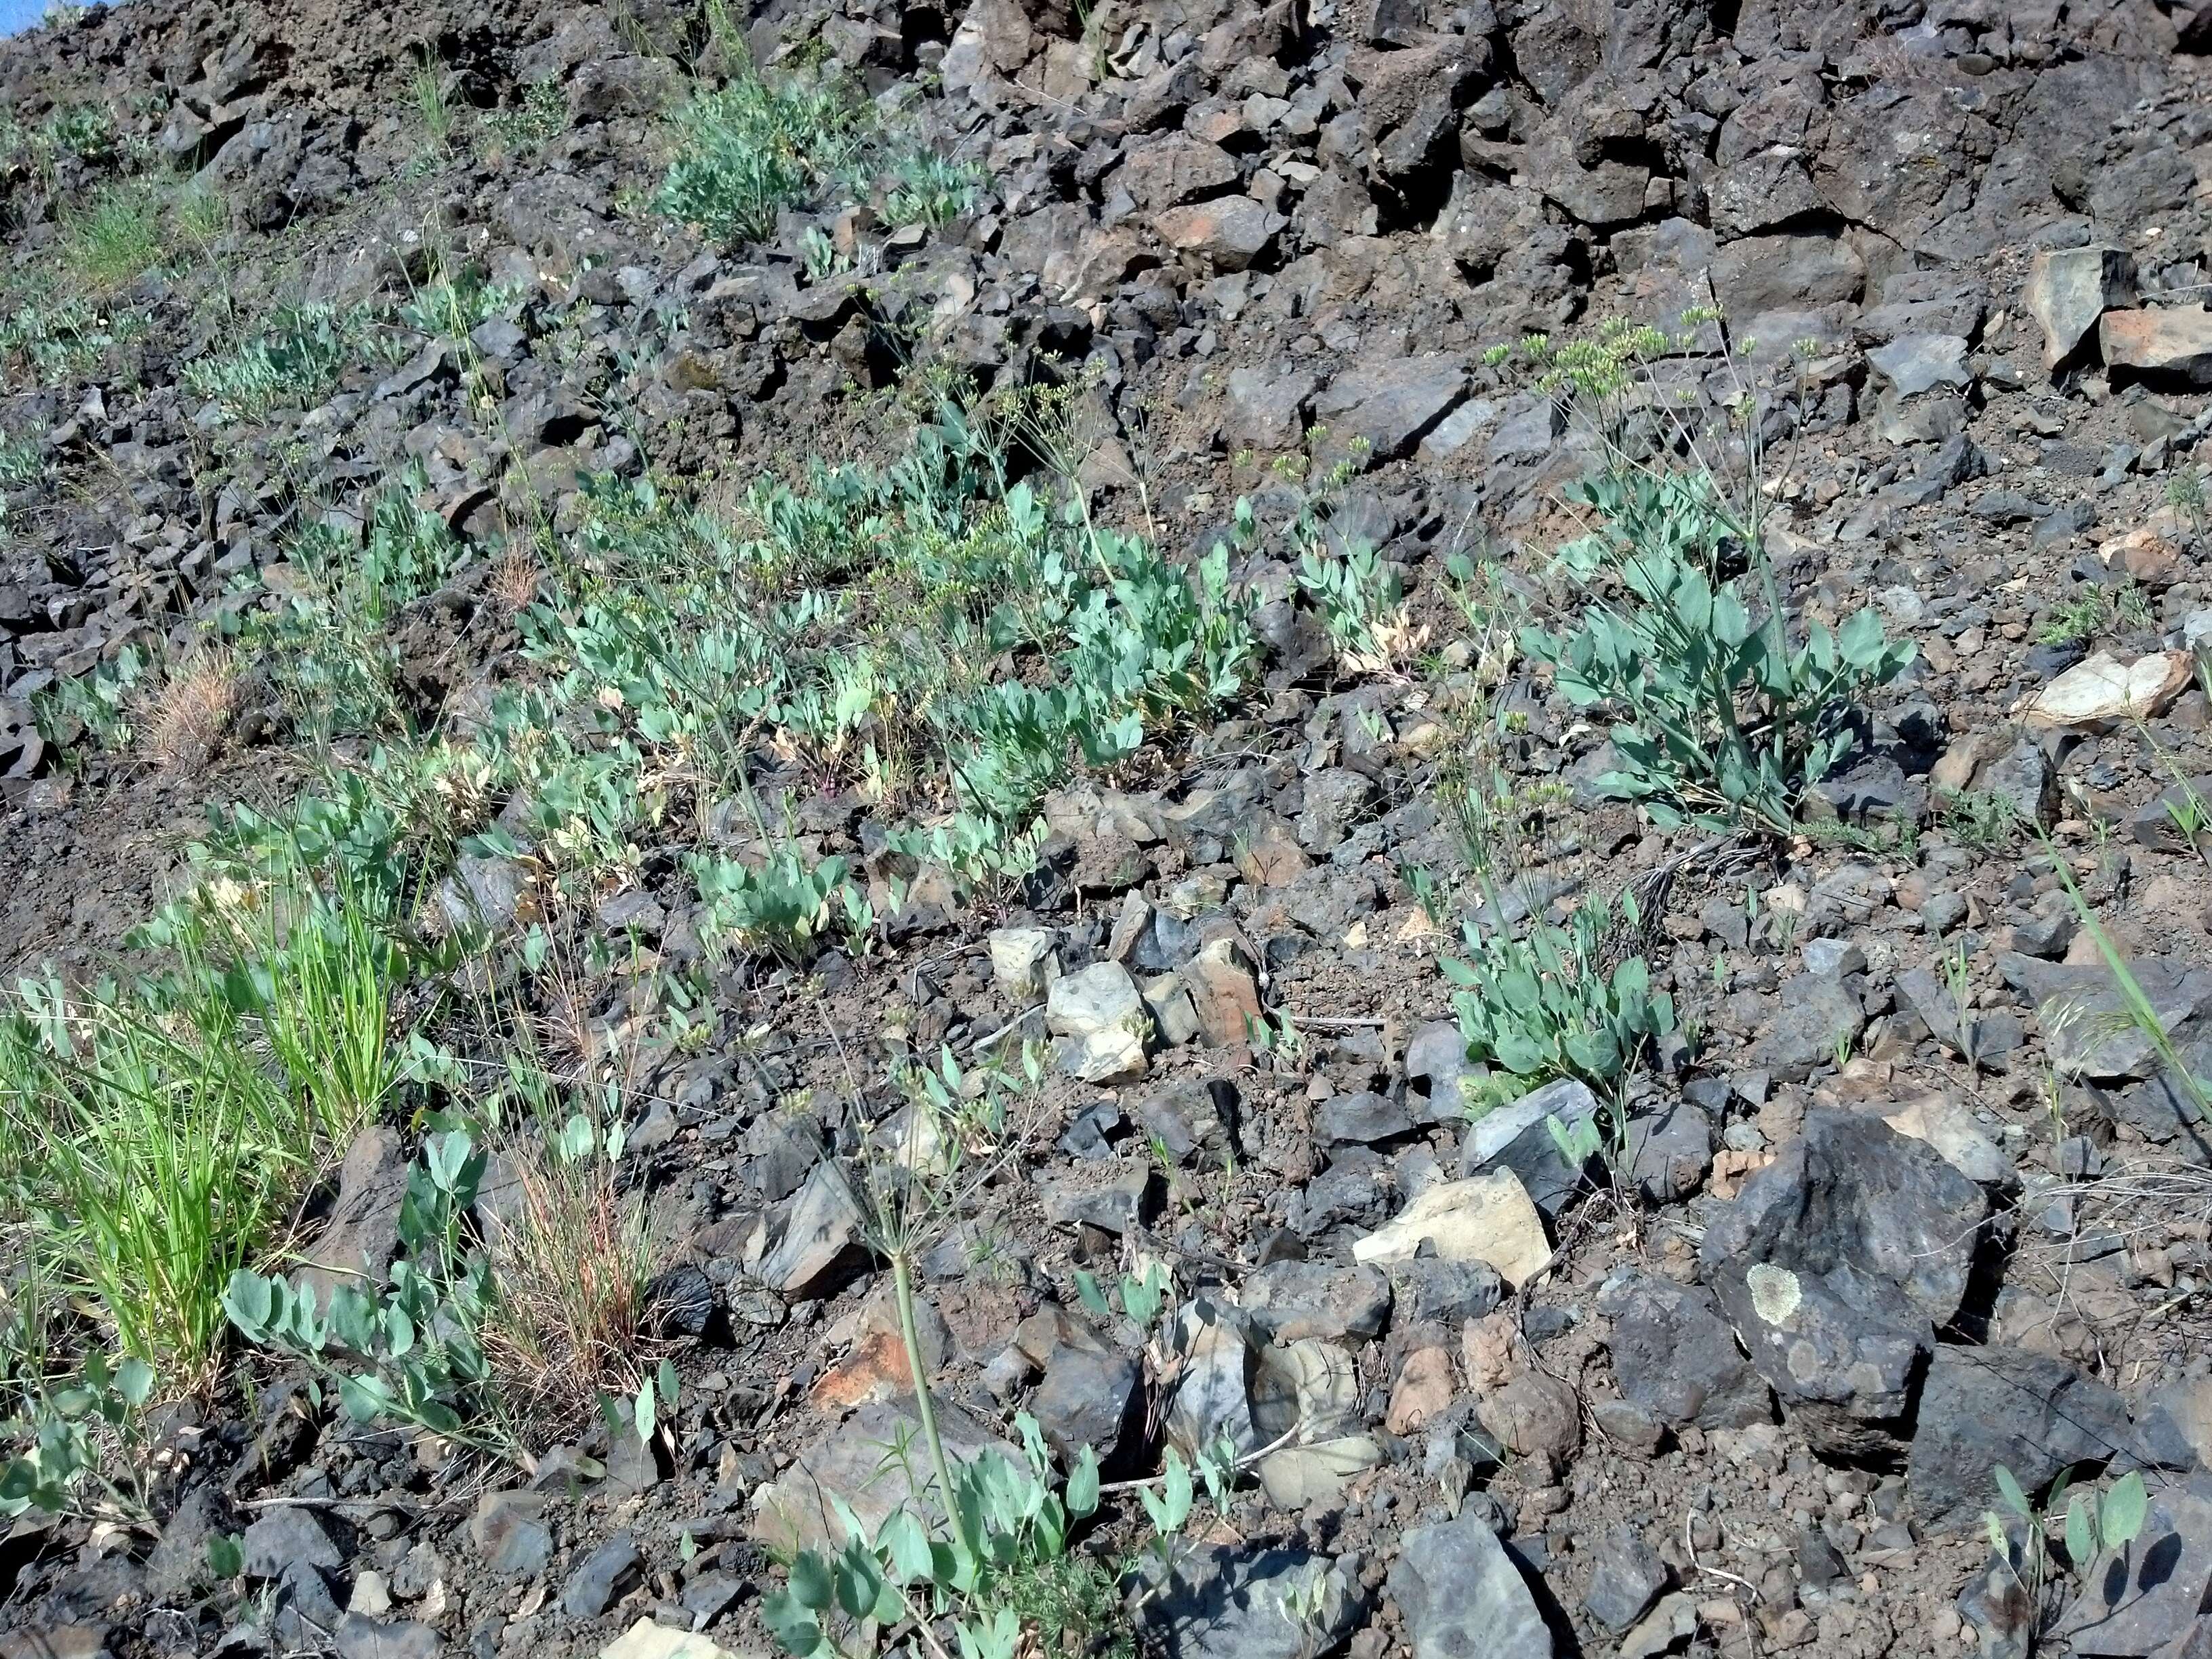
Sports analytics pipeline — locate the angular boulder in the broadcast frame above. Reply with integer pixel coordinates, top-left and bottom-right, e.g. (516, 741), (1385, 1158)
(1699, 1109), (1987, 1456)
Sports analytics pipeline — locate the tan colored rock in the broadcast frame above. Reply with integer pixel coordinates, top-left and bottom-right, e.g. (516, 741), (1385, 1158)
(1385, 1345), (1456, 1433)
(2104, 523), (2185, 587)
(1179, 937), (1262, 1046)
(2023, 245), (2135, 369)
(1152, 196), (1279, 271)
(602, 1622), (745, 1659)
(1351, 1169), (1551, 1288)
(1881, 1092), (2012, 1187)
(2100, 306), (2212, 384)
(1475, 1371), (1581, 1458)
(1235, 817), (1311, 886)
(2018, 649), (2194, 731)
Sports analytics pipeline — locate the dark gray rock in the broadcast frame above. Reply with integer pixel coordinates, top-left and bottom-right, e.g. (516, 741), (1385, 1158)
(1596, 1271), (1769, 1431)
(561, 1532), (640, 1619)
(470, 1490), (554, 1578)
(146, 1485), (239, 1600)
(1031, 1343), (1142, 1465)
(1906, 1345), (2138, 1532)
(1624, 1100), (1714, 1204)
(1223, 361), (1319, 452)
(1868, 334), (1971, 398)
(1957, 1554), (2034, 1659)
(2000, 954), (2212, 1081)
(2046, 1481), (2212, 1657)
(1582, 1523), (1670, 1634)
(1311, 354), (1468, 463)
(241, 1509), (342, 1580)
(1318, 1090), (1414, 1147)
(1388, 1254), (1503, 1327)
(1700, 1109), (1988, 1456)
(1138, 1544), (1367, 1659)
(1980, 735), (2060, 828)
(2024, 245), (2135, 371)
(1756, 970), (1867, 1080)
(1458, 1078), (1598, 1217)
(1240, 1261), (1391, 1345)
(293, 1125), (409, 1308)
(334, 1614), (443, 1659)
(1406, 1019), (1469, 1122)
(1389, 1511), (1551, 1659)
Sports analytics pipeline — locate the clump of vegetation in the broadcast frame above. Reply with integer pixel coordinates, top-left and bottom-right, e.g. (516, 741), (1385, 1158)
(656, 60), (864, 244)
(140, 645), (241, 770)
(59, 184), (164, 293)
(1938, 787), (2022, 853)
(1443, 888), (1675, 1110)
(239, 479), (471, 739)
(31, 644), (144, 752)
(413, 53), (454, 151)
(2035, 581), (2154, 647)
(1489, 318), (1914, 834)
(0, 294), (148, 386)
(462, 394), (1259, 926)
(0, 867), (410, 1385)
(1523, 467), (1912, 834)
(883, 151), (981, 228)
(181, 302), (383, 420)
(398, 268), (523, 337)
(1982, 1463), (2148, 1636)
(480, 79), (567, 152)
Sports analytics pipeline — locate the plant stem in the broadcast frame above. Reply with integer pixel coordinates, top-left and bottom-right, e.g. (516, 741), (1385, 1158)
(891, 1247), (970, 1557)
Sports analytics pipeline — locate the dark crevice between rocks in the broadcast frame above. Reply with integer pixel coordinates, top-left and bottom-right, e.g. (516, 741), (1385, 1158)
(1938, 1204), (2016, 1347)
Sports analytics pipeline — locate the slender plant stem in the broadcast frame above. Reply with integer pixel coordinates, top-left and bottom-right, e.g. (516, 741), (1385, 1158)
(891, 1248), (971, 1557)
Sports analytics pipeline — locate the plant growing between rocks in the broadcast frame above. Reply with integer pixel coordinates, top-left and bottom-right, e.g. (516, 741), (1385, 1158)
(1523, 467), (1914, 832)
(1443, 887), (1674, 1113)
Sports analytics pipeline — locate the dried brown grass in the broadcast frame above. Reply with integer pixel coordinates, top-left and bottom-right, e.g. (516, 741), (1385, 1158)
(140, 646), (239, 769)
(478, 1136), (661, 1437)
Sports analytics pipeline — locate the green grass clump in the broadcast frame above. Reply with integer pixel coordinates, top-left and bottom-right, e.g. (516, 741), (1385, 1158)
(884, 151), (981, 228)
(59, 185), (164, 294)
(0, 873), (409, 1387)
(182, 302), (380, 421)
(467, 394), (1256, 920)
(656, 65), (863, 244)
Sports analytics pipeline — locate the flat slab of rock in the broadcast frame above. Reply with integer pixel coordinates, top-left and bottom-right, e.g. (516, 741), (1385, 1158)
(1906, 1345), (2137, 1532)
(2047, 1483), (2212, 1656)
(1351, 1169), (1551, 1288)
(1138, 1544), (1367, 1659)
(2000, 953), (2212, 1081)
(2024, 245), (2135, 369)
(2101, 306), (2212, 384)
(602, 1621), (745, 1659)
(1311, 353), (1469, 462)
(1868, 333), (1970, 398)
(2018, 649), (2193, 731)
(1389, 1513), (1551, 1659)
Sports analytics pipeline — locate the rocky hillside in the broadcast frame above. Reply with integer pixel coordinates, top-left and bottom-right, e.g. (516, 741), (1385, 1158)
(7, 1), (2212, 1658)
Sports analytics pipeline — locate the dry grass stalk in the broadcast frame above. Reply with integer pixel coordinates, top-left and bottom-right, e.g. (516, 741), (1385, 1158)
(478, 1135), (660, 1437)
(140, 646), (239, 769)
